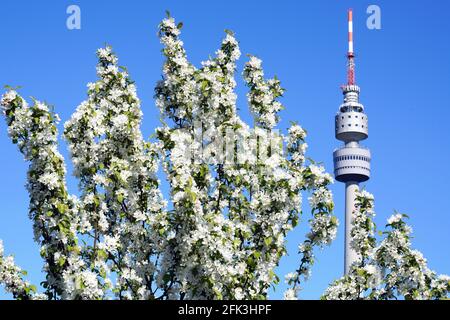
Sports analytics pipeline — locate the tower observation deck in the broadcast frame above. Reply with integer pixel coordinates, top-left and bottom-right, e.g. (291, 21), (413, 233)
(333, 9), (371, 275)
(333, 84), (371, 184)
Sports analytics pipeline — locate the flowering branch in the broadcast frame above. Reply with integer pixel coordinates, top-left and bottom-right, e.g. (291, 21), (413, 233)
(322, 191), (450, 300)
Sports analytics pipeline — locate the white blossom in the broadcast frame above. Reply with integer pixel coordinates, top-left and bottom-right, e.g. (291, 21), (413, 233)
(387, 213), (403, 225)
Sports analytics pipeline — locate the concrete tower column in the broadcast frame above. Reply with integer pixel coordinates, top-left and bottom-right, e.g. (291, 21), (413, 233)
(344, 181), (359, 274)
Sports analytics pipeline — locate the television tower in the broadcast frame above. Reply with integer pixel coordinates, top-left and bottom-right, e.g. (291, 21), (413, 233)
(333, 9), (371, 275)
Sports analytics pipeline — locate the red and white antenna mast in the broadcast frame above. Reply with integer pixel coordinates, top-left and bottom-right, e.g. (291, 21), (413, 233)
(347, 9), (355, 85)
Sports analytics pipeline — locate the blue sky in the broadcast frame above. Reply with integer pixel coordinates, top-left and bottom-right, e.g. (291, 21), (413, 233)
(0, 0), (449, 300)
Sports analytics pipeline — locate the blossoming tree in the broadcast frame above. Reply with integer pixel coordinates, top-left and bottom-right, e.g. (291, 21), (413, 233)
(0, 15), (448, 300)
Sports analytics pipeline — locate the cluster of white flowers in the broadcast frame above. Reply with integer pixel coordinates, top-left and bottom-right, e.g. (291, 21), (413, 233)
(283, 287), (299, 300)
(0, 240), (44, 300)
(308, 187), (333, 210)
(286, 123), (308, 167)
(63, 45), (167, 299)
(155, 16), (197, 123)
(322, 191), (450, 300)
(387, 213), (403, 225)
(1, 89), (94, 299)
(243, 56), (284, 129)
(282, 163), (337, 300)
(155, 18), (250, 298)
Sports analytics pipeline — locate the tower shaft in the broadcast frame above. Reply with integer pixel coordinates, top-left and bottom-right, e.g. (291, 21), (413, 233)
(345, 181), (359, 274)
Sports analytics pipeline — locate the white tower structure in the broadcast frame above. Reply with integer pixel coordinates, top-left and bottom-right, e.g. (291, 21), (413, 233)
(333, 9), (371, 275)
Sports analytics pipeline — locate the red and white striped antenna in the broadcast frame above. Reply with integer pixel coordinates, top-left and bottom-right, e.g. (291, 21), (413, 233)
(347, 9), (355, 85)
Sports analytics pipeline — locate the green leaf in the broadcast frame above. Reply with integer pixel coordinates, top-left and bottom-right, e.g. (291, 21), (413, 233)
(58, 256), (66, 267)
(292, 215), (299, 227)
(76, 276), (84, 290)
(201, 80), (208, 92)
(56, 203), (68, 214)
(331, 216), (338, 225)
(269, 270), (280, 284)
(356, 269), (366, 277)
(224, 29), (234, 36)
(246, 256), (255, 268)
(189, 191), (197, 203)
(97, 249), (108, 260)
